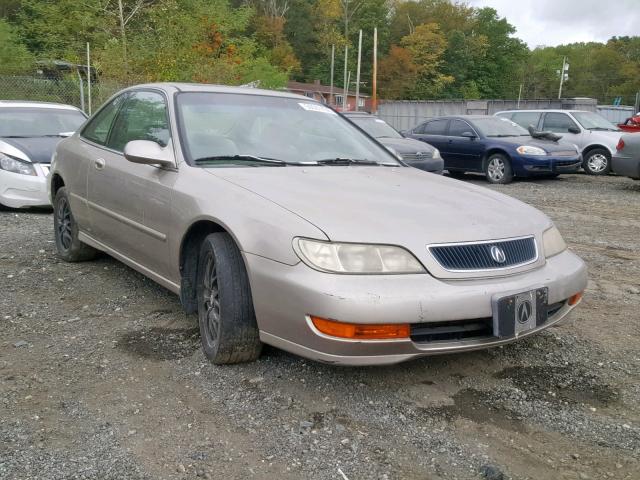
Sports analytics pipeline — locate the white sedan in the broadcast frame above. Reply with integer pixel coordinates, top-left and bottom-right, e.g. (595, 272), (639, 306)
(0, 101), (86, 208)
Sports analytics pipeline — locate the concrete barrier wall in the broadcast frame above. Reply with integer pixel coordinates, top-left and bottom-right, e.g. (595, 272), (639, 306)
(377, 98), (599, 131)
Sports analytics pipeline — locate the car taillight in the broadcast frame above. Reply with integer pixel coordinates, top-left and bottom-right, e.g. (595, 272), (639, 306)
(616, 138), (625, 151)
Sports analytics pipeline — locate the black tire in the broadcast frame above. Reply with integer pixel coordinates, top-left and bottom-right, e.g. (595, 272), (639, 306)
(583, 148), (610, 175)
(196, 232), (262, 364)
(484, 153), (513, 184)
(447, 170), (466, 178)
(53, 187), (97, 262)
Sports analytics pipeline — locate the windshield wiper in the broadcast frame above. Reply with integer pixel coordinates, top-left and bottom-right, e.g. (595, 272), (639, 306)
(194, 155), (288, 166)
(486, 134), (520, 137)
(316, 157), (382, 166)
(586, 127), (618, 131)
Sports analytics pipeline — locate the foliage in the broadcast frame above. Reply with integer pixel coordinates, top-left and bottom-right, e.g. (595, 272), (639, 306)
(0, 19), (35, 74)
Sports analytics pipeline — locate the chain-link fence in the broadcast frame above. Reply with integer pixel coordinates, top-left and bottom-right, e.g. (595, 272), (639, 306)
(0, 75), (128, 114)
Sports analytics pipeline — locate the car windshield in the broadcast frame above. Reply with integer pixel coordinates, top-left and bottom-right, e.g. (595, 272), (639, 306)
(176, 92), (401, 166)
(0, 107), (86, 137)
(348, 116), (403, 139)
(473, 117), (530, 137)
(572, 111), (620, 131)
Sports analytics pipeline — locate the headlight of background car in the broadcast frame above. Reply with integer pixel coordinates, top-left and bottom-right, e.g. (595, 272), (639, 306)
(516, 145), (547, 156)
(295, 238), (425, 274)
(432, 148), (441, 159)
(543, 226), (567, 258)
(0, 152), (36, 176)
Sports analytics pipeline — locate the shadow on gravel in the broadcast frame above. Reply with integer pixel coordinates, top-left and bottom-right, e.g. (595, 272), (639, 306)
(118, 327), (200, 361)
(494, 364), (620, 408)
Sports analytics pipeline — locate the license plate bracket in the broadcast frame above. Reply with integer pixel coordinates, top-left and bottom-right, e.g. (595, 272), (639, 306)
(492, 287), (548, 338)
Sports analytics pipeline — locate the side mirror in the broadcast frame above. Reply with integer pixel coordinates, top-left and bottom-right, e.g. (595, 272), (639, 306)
(568, 126), (581, 134)
(124, 140), (174, 167)
(461, 131), (476, 139)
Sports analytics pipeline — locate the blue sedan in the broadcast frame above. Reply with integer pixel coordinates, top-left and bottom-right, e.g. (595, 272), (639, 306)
(405, 115), (582, 184)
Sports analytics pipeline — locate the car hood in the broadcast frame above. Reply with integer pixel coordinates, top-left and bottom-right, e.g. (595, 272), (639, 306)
(490, 136), (577, 153)
(0, 136), (62, 163)
(207, 166), (550, 247)
(377, 137), (435, 155)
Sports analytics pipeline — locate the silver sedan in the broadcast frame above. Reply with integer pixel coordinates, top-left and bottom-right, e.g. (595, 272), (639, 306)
(49, 83), (588, 365)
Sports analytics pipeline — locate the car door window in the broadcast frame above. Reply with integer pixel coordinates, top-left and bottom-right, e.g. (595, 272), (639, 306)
(412, 123), (427, 134)
(448, 120), (474, 137)
(107, 91), (170, 152)
(423, 119), (448, 135)
(511, 112), (541, 129)
(542, 113), (578, 133)
(81, 94), (126, 145)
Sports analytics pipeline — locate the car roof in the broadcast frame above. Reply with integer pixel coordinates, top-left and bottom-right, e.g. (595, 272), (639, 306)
(0, 100), (82, 111)
(495, 109), (591, 114)
(123, 82), (314, 102)
(422, 115), (495, 121)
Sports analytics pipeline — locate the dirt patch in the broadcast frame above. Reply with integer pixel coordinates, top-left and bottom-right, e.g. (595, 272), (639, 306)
(118, 327), (200, 361)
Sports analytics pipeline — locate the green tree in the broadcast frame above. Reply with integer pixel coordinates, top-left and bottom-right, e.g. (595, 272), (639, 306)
(0, 19), (35, 74)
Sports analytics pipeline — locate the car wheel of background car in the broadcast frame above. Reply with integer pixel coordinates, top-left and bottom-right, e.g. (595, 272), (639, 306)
(197, 232), (262, 365)
(447, 170), (466, 178)
(583, 148), (611, 176)
(53, 187), (98, 262)
(484, 153), (513, 184)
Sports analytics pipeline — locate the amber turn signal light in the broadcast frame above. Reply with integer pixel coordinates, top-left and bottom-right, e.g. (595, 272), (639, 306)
(568, 292), (583, 306)
(310, 316), (410, 340)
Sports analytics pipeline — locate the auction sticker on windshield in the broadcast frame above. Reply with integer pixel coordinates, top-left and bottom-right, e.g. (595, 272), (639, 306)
(298, 103), (336, 114)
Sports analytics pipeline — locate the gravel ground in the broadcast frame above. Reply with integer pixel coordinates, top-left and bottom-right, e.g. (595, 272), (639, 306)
(1, 173), (639, 480)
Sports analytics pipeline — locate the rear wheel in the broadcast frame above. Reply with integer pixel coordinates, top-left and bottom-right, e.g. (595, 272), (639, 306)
(197, 232), (262, 364)
(484, 153), (513, 184)
(583, 148), (610, 175)
(53, 187), (97, 262)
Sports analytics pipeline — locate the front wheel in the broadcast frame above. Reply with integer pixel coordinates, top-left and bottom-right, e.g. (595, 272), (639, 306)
(197, 232), (262, 364)
(583, 149), (610, 175)
(53, 187), (97, 262)
(484, 154), (513, 184)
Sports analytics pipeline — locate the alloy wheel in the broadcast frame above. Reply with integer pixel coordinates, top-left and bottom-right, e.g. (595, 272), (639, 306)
(587, 153), (608, 173)
(56, 197), (73, 251)
(202, 252), (221, 345)
(487, 157), (505, 181)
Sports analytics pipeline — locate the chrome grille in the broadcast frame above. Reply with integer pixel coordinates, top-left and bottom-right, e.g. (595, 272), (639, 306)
(553, 150), (579, 157)
(401, 152), (433, 161)
(428, 236), (537, 271)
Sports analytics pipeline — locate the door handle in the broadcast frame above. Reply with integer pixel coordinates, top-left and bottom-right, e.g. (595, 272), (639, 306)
(94, 158), (105, 170)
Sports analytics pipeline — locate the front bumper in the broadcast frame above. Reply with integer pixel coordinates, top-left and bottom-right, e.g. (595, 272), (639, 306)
(404, 158), (445, 174)
(245, 249), (588, 365)
(518, 155), (582, 175)
(612, 154), (640, 179)
(0, 164), (50, 208)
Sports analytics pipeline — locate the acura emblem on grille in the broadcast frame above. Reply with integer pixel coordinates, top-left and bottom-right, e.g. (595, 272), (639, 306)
(517, 299), (533, 324)
(490, 245), (507, 264)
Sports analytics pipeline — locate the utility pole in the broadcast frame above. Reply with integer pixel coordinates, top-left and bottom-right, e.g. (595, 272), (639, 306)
(558, 56), (569, 100)
(330, 45), (335, 106)
(86, 42), (92, 115)
(355, 30), (362, 112)
(343, 45), (348, 111)
(372, 27), (378, 114)
(517, 84), (523, 109)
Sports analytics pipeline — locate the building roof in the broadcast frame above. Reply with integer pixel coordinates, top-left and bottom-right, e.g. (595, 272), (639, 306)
(287, 80), (369, 98)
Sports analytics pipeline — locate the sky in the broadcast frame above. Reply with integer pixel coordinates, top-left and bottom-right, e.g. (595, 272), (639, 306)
(466, 0), (640, 48)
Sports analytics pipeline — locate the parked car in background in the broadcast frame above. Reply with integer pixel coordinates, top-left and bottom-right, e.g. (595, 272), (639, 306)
(343, 112), (443, 174)
(49, 83), (586, 366)
(495, 109), (622, 176)
(0, 101), (87, 208)
(404, 115), (582, 184)
(618, 113), (640, 133)
(612, 133), (640, 180)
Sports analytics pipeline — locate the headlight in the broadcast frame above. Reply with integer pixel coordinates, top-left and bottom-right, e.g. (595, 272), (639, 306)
(516, 145), (547, 156)
(0, 152), (36, 176)
(543, 226), (567, 258)
(295, 238), (425, 274)
(432, 148), (441, 159)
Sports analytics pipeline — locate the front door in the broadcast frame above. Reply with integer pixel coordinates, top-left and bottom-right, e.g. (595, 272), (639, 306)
(86, 90), (177, 279)
(541, 112), (583, 148)
(445, 119), (485, 172)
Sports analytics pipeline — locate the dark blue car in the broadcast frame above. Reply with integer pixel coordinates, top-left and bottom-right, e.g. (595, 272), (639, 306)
(405, 115), (582, 184)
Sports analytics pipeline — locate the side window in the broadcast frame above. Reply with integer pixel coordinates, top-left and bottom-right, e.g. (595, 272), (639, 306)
(511, 112), (541, 129)
(412, 123), (427, 134)
(423, 119), (449, 135)
(107, 91), (170, 152)
(81, 94), (126, 145)
(448, 119), (474, 137)
(542, 113), (578, 133)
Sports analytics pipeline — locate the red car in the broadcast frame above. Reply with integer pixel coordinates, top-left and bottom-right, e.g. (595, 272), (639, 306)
(618, 114), (640, 133)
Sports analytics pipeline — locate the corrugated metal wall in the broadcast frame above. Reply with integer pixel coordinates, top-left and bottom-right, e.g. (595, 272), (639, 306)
(377, 98), (600, 131)
(596, 106), (636, 124)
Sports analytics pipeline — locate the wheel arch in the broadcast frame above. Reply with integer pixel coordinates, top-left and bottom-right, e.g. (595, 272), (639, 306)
(582, 144), (613, 158)
(178, 219), (241, 314)
(483, 148), (511, 167)
(50, 173), (65, 203)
